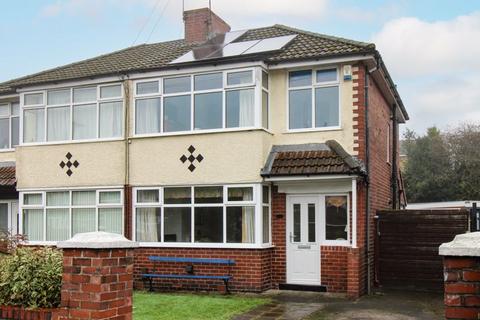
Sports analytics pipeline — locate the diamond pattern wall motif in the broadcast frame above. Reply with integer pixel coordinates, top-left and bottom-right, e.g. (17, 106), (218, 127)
(180, 145), (204, 172)
(59, 152), (80, 176)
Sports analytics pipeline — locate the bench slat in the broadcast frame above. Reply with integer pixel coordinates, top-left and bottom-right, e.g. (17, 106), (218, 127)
(148, 256), (235, 265)
(142, 274), (231, 280)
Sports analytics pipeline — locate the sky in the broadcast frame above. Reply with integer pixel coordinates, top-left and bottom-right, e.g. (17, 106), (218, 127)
(1, 0), (479, 135)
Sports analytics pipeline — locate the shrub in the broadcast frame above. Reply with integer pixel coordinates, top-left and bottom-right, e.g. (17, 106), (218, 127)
(0, 247), (62, 308)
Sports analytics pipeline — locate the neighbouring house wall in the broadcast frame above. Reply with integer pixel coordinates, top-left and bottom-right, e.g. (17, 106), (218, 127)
(15, 141), (126, 189)
(268, 66), (356, 154)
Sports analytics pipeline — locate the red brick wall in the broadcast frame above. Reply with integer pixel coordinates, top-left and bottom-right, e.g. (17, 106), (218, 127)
(0, 306), (58, 320)
(444, 256), (480, 319)
(134, 247), (273, 292)
(183, 8), (231, 44)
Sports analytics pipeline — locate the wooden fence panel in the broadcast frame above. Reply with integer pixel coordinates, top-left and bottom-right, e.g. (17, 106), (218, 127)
(376, 209), (469, 291)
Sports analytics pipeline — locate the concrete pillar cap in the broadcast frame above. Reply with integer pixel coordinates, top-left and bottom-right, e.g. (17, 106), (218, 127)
(57, 232), (139, 249)
(439, 232), (480, 256)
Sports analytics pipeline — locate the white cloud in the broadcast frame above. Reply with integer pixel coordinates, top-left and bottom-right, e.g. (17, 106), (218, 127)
(372, 12), (480, 78)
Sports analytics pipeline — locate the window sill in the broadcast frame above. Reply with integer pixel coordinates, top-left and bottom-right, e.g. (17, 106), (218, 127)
(320, 241), (351, 247)
(285, 126), (342, 134)
(20, 137), (125, 147)
(131, 127), (273, 139)
(137, 242), (275, 249)
(0, 148), (15, 153)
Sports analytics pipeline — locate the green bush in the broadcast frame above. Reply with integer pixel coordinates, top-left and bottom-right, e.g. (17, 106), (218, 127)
(0, 247), (62, 308)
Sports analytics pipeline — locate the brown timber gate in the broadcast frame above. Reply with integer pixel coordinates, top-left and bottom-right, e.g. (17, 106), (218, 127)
(376, 209), (469, 291)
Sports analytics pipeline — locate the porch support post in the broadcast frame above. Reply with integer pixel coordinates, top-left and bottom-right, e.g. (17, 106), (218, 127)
(352, 178), (357, 248)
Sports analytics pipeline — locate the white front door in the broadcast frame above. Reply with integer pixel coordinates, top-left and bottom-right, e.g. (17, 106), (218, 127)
(286, 195), (321, 285)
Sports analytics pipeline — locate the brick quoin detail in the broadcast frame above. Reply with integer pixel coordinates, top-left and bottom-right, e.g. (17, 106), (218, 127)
(58, 248), (135, 320)
(443, 256), (480, 320)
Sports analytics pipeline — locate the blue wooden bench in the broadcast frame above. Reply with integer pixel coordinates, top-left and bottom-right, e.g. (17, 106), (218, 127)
(141, 256), (236, 293)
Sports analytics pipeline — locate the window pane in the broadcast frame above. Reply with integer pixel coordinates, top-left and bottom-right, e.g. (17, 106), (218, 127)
(325, 196), (348, 240)
(137, 190), (159, 203)
(194, 92), (222, 130)
(24, 93), (43, 106)
(98, 208), (122, 234)
(0, 204), (8, 232)
(0, 104), (9, 117)
(11, 103), (20, 116)
(194, 207), (223, 243)
(315, 87), (339, 128)
(47, 89), (70, 105)
(47, 106), (70, 141)
(73, 104), (97, 140)
(194, 73), (222, 91)
(11, 117), (19, 147)
(226, 89), (254, 128)
(24, 109), (45, 143)
(262, 186), (270, 204)
(23, 209), (44, 241)
(227, 206), (255, 243)
(164, 76), (191, 94)
(164, 187), (191, 204)
(164, 207), (191, 242)
(164, 95), (191, 132)
(136, 207), (161, 242)
(293, 203), (301, 242)
(308, 203), (315, 242)
(228, 187), (253, 202)
(262, 206), (270, 243)
(136, 81), (159, 95)
(316, 69), (337, 83)
(72, 208), (96, 235)
(195, 186), (223, 204)
(46, 191), (69, 206)
(135, 98), (161, 134)
(0, 119), (8, 149)
(99, 191), (121, 204)
(227, 71), (252, 86)
(262, 71), (269, 89)
(72, 191), (96, 206)
(289, 89), (312, 129)
(100, 84), (121, 99)
(289, 70), (312, 87)
(24, 193), (42, 205)
(73, 87), (96, 103)
(99, 101), (123, 138)
(46, 208), (69, 241)
(262, 90), (269, 129)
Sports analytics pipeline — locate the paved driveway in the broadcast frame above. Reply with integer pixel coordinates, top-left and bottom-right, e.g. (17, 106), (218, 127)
(234, 290), (443, 320)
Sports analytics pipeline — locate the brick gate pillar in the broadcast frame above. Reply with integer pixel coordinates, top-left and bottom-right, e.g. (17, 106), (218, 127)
(440, 232), (480, 319)
(57, 232), (139, 320)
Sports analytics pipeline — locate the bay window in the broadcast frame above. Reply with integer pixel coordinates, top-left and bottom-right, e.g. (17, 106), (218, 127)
(0, 102), (20, 149)
(22, 83), (123, 144)
(134, 68), (268, 135)
(134, 184), (271, 247)
(20, 189), (123, 242)
(288, 68), (340, 130)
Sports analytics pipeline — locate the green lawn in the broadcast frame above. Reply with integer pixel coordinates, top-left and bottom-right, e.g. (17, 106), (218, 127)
(133, 291), (269, 320)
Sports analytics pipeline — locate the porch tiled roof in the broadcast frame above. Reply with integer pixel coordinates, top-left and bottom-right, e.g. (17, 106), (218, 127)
(261, 141), (365, 177)
(0, 25), (374, 95)
(0, 165), (16, 187)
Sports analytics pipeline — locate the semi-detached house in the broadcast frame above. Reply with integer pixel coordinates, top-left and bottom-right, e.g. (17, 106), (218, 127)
(0, 8), (408, 297)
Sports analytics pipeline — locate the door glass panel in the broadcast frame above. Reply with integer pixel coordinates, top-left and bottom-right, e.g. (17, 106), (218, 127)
(0, 204), (8, 232)
(308, 203), (316, 242)
(293, 203), (301, 242)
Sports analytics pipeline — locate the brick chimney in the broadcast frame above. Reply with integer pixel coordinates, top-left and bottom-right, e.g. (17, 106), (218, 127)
(183, 7), (231, 44)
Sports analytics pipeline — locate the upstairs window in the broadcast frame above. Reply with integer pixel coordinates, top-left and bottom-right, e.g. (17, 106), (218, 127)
(288, 68), (340, 130)
(22, 84), (123, 144)
(0, 102), (20, 149)
(134, 68), (267, 136)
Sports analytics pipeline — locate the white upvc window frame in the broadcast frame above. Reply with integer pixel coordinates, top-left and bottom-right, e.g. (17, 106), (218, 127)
(132, 184), (272, 249)
(132, 67), (268, 137)
(20, 83), (124, 146)
(19, 188), (124, 245)
(0, 101), (20, 151)
(322, 193), (351, 247)
(287, 66), (341, 132)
